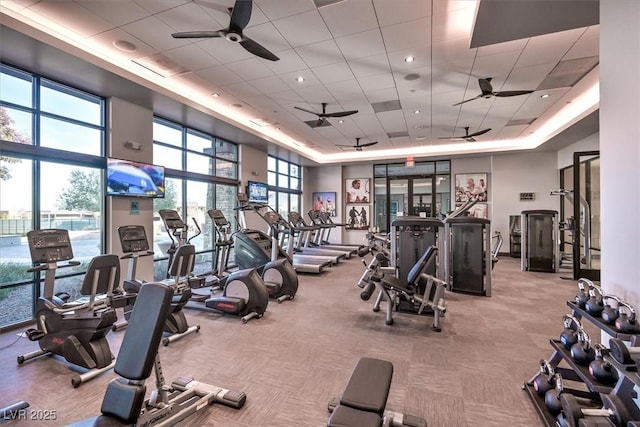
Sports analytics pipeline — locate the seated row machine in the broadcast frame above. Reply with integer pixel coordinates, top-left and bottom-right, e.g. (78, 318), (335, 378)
(327, 357), (426, 427)
(70, 282), (246, 426)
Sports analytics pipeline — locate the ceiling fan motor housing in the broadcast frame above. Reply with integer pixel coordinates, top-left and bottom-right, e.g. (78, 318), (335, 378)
(226, 32), (242, 42)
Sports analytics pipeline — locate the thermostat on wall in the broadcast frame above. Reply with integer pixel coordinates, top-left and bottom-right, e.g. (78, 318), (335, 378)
(519, 192), (535, 201)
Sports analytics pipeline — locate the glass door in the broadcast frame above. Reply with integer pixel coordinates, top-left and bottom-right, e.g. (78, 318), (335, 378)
(411, 178), (432, 216)
(574, 151), (600, 281)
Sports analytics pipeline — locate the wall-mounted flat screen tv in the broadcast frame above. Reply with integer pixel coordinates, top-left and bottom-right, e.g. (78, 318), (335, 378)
(106, 158), (165, 198)
(247, 180), (268, 204)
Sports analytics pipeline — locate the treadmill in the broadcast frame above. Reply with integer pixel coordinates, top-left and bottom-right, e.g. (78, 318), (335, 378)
(288, 211), (352, 259)
(308, 210), (365, 254)
(236, 193), (331, 274)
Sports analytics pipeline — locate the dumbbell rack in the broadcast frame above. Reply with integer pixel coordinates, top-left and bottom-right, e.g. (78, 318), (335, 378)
(523, 301), (640, 427)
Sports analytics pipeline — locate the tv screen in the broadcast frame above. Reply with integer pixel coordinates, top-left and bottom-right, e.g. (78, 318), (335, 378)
(247, 180), (268, 204)
(106, 158), (165, 198)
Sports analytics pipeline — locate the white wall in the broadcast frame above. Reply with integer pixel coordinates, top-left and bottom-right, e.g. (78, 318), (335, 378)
(106, 97), (154, 280)
(557, 132), (599, 169)
(304, 164), (343, 243)
(238, 145), (267, 230)
(600, 1), (640, 307)
(341, 164), (373, 245)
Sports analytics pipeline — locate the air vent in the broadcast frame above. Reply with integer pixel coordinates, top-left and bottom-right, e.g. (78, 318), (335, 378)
(371, 99), (402, 113)
(132, 53), (190, 78)
(506, 118), (536, 126)
(305, 120), (332, 128)
(537, 56), (599, 90)
(314, 0), (346, 8)
(387, 131), (409, 139)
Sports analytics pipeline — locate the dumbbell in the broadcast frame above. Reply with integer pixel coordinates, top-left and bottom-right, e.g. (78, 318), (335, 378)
(576, 278), (596, 308)
(614, 302), (640, 334)
(571, 328), (596, 366)
(545, 373), (564, 415)
(608, 338), (640, 365)
(561, 314), (583, 350)
(601, 295), (622, 325)
(533, 359), (556, 396)
(578, 418), (617, 426)
(585, 286), (604, 317)
(561, 393), (632, 427)
(588, 344), (619, 385)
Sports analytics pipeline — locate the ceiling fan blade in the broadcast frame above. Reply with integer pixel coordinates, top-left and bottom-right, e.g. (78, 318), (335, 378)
(229, 0), (252, 30)
(239, 37), (279, 61)
(334, 144), (354, 147)
(323, 110), (359, 118)
(171, 30), (223, 39)
(465, 137), (477, 142)
(466, 128), (492, 138)
(452, 95), (481, 106)
(359, 141), (378, 148)
(294, 106), (320, 116)
(478, 78), (494, 95)
(494, 90), (534, 97)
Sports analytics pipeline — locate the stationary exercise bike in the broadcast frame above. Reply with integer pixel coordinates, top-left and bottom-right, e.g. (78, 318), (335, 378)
(17, 229), (118, 387)
(160, 209), (269, 323)
(210, 208), (298, 303)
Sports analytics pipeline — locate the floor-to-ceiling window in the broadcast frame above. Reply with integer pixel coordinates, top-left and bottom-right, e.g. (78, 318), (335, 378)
(267, 156), (301, 218)
(0, 64), (105, 329)
(152, 118), (239, 279)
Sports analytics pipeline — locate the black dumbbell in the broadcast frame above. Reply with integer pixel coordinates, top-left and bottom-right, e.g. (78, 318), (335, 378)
(614, 302), (640, 334)
(561, 393), (631, 427)
(545, 373), (564, 415)
(575, 278), (594, 308)
(561, 314), (582, 350)
(588, 344), (619, 385)
(533, 359), (556, 396)
(601, 295), (621, 325)
(585, 285), (604, 317)
(571, 329), (595, 366)
(608, 338), (640, 365)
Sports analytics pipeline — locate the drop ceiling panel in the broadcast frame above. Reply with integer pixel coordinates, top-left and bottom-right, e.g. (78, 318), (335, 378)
(162, 44), (220, 72)
(515, 36), (577, 69)
(381, 18), (431, 52)
(364, 88), (399, 104)
(335, 29), (386, 60)
(278, 70), (321, 90)
(88, 28), (157, 60)
(154, 2), (221, 34)
(255, 0), (316, 21)
(351, 114), (386, 135)
(225, 57), (275, 81)
(294, 40), (343, 68)
(133, 0), (190, 15)
(373, 0), (432, 27)
(273, 10), (332, 48)
(267, 89), (305, 104)
(376, 110), (407, 132)
(347, 54), (392, 79)
(244, 22), (292, 54)
(387, 47), (432, 73)
(324, 79), (367, 103)
(195, 65), (245, 87)
(311, 62), (356, 84)
(122, 16), (190, 52)
(263, 49), (308, 74)
(294, 85), (335, 104)
(358, 74), (396, 92)
(250, 75), (291, 94)
(195, 37), (256, 63)
(29, 1), (113, 38)
(77, 0), (150, 27)
(319, 0), (378, 38)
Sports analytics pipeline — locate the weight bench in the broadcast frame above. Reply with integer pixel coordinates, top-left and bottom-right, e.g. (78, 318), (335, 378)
(327, 358), (427, 427)
(70, 282), (246, 426)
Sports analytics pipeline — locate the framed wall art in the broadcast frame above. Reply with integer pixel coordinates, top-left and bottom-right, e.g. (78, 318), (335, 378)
(312, 191), (337, 217)
(454, 173), (488, 203)
(345, 178), (370, 204)
(345, 204), (370, 230)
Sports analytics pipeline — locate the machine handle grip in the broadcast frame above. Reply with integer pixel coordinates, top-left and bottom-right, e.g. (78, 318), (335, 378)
(360, 282), (376, 301)
(27, 260), (80, 272)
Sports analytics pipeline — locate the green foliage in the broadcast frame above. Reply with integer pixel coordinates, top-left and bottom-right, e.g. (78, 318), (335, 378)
(0, 106), (30, 180)
(153, 179), (178, 211)
(0, 262), (31, 302)
(57, 169), (102, 212)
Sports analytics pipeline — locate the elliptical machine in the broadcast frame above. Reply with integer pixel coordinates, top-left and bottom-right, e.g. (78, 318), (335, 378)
(160, 209), (269, 323)
(18, 229), (118, 387)
(210, 208), (297, 303)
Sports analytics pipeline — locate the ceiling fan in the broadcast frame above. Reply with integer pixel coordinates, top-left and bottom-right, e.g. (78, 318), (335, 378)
(295, 102), (359, 127)
(171, 0), (279, 62)
(453, 77), (534, 106)
(438, 126), (492, 142)
(335, 138), (378, 151)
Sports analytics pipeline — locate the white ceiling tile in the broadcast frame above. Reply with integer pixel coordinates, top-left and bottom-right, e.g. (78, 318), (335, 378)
(263, 49), (308, 74)
(294, 85), (335, 105)
(477, 38), (528, 57)
(295, 40), (344, 68)
(134, 0), (190, 15)
(431, 2), (476, 43)
(195, 37), (255, 63)
(347, 54), (392, 79)
(88, 28), (157, 60)
(319, 0), (378, 38)
(76, 0), (151, 27)
(364, 87), (399, 104)
(387, 47), (432, 73)
(335, 29), (386, 60)
(381, 17), (431, 52)
(122, 16), (190, 51)
(195, 65), (245, 86)
(431, 38), (476, 74)
(324, 79), (368, 104)
(249, 75), (290, 94)
(469, 50), (522, 82)
(273, 10), (333, 48)
(155, 2), (225, 33)
(4, 0), (40, 9)
(516, 37), (576, 69)
(225, 57), (275, 80)
(163, 44), (220, 72)
(278, 69), (321, 90)
(377, 110), (406, 132)
(222, 81), (265, 99)
(244, 22), (292, 55)
(30, 1), (114, 37)
(254, 0), (316, 21)
(311, 62), (355, 84)
(507, 63), (557, 90)
(373, 0), (431, 27)
(358, 73), (396, 92)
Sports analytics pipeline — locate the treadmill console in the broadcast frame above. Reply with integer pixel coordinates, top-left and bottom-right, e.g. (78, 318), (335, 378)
(27, 229), (74, 263)
(118, 225), (150, 253)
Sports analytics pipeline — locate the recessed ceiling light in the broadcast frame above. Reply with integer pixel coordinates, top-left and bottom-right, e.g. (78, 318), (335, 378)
(113, 40), (137, 52)
(413, 109), (421, 114)
(212, 93), (220, 97)
(405, 56), (415, 63)
(416, 136), (425, 140)
(338, 120), (344, 123)
(296, 76), (305, 83)
(229, 103), (243, 109)
(540, 93), (550, 99)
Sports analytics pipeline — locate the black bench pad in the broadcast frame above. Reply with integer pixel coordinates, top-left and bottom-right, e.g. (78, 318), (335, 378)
(328, 404), (382, 427)
(340, 358), (393, 415)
